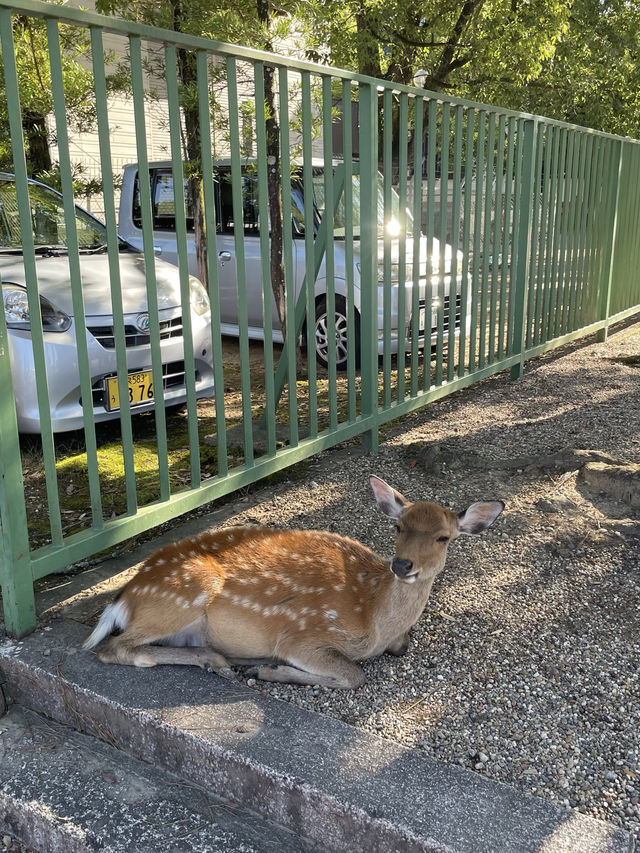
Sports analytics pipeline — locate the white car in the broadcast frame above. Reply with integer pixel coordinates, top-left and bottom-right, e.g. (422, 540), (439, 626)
(0, 173), (214, 434)
(118, 161), (469, 370)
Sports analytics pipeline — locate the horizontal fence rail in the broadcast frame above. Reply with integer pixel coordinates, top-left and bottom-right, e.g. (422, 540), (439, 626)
(0, 0), (639, 634)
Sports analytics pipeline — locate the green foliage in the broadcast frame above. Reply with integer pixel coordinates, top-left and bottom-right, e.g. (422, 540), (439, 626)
(514, 0), (640, 137)
(307, 0), (640, 137)
(0, 4), (129, 188)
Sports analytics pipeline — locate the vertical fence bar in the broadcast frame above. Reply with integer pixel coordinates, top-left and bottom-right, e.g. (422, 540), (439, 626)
(410, 97), (424, 397)
(382, 88), (393, 407)
(423, 99), (437, 391)
(448, 104), (463, 382)
(0, 8), (63, 546)
(396, 93), (409, 400)
(525, 121), (544, 349)
(129, 34), (170, 499)
(435, 101), (449, 386)
(597, 138), (624, 342)
(554, 129), (575, 337)
(498, 116), (515, 358)
(197, 49), (228, 475)
(479, 111), (495, 370)
(255, 62), (276, 456)
(489, 114), (505, 362)
(47, 18), (103, 526)
(566, 132), (587, 333)
(358, 81), (379, 452)
(301, 72), (318, 436)
(458, 107), (474, 378)
(572, 133), (595, 330)
(341, 80), (357, 422)
(165, 44), (200, 485)
(510, 119), (537, 380)
(279, 67), (298, 446)
(534, 123), (553, 345)
(541, 125), (561, 340)
(548, 128), (568, 341)
(226, 56), (254, 464)
(469, 110), (486, 371)
(0, 285), (35, 635)
(91, 27), (137, 511)
(322, 74), (337, 431)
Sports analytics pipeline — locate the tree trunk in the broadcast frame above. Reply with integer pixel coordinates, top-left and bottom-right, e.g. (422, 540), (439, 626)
(257, 0), (286, 339)
(23, 110), (52, 176)
(173, 1), (208, 290)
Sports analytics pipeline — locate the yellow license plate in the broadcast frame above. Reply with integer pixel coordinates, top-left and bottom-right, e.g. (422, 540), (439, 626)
(106, 370), (154, 411)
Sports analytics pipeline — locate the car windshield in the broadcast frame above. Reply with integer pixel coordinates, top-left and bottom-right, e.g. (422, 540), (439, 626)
(0, 178), (107, 251)
(311, 172), (415, 240)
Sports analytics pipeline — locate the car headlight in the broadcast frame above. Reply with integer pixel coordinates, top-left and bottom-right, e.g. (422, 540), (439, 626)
(189, 276), (210, 316)
(2, 283), (71, 332)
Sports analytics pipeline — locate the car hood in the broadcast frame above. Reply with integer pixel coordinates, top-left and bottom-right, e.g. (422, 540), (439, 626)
(376, 235), (462, 275)
(0, 249), (183, 318)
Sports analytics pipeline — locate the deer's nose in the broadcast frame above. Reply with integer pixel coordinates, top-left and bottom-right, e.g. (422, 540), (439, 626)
(391, 557), (414, 578)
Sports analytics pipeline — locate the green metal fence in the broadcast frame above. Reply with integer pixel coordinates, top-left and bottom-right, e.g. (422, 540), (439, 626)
(1, 0), (639, 636)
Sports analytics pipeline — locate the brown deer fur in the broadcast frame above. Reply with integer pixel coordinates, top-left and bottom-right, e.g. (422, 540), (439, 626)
(83, 476), (504, 688)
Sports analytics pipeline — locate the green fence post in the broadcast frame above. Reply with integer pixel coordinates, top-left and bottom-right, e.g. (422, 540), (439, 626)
(0, 285), (35, 637)
(358, 81), (379, 453)
(510, 118), (538, 380)
(596, 138), (624, 343)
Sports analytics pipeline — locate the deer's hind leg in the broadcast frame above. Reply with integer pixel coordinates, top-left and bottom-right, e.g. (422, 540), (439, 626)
(96, 632), (235, 677)
(247, 646), (365, 689)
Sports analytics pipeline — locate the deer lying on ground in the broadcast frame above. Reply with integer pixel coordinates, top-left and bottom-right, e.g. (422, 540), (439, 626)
(83, 476), (504, 688)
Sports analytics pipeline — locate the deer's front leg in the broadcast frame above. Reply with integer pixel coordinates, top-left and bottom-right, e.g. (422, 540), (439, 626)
(247, 646), (365, 689)
(385, 631), (410, 656)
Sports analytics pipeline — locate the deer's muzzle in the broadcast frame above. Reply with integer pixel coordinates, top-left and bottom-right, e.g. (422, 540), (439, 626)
(391, 557), (414, 580)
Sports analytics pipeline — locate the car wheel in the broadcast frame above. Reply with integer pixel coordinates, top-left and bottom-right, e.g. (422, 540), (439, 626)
(313, 296), (361, 371)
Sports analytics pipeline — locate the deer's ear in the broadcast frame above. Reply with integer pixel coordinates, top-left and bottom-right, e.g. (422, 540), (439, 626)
(370, 476), (410, 520)
(456, 501), (504, 535)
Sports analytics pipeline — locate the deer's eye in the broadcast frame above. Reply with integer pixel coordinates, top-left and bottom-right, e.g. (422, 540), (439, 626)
(437, 535), (450, 543)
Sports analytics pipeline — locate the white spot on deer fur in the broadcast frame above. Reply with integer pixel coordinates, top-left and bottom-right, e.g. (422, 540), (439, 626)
(156, 558), (166, 566)
(182, 601), (190, 609)
(357, 572), (366, 582)
(354, 605), (363, 612)
(194, 593), (208, 606)
(175, 596), (183, 605)
(171, 570), (178, 577)
(325, 609), (338, 620)
(183, 572), (191, 581)
(351, 585), (358, 593)
(161, 590), (168, 598)
(349, 555), (357, 563)
(298, 619), (307, 630)
(333, 584), (345, 592)
(251, 603), (261, 613)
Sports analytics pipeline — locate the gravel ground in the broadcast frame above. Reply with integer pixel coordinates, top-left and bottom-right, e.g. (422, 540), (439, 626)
(216, 318), (640, 842)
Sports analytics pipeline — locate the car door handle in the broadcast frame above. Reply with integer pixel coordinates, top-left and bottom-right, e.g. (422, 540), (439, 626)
(218, 251), (232, 262)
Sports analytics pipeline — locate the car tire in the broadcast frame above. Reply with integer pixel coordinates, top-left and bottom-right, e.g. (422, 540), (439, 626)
(313, 295), (360, 371)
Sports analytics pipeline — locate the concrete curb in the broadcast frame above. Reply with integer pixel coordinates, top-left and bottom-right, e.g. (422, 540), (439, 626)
(1, 622), (635, 853)
(0, 705), (325, 852)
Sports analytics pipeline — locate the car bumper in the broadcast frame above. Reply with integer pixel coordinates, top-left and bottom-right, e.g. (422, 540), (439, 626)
(9, 309), (214, 433)
(376, 272), (472, 355)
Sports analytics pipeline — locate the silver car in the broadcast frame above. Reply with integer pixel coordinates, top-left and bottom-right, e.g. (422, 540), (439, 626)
(118, 161), (469, 370)
(0, 174), (214, 434)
